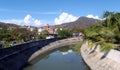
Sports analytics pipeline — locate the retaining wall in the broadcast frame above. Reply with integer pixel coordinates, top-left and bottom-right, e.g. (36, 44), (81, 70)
(81, 41), (120, 70)
(0, 37), (82, 70)
(0, 37), (65, 70)
(28, 37), (82, 63)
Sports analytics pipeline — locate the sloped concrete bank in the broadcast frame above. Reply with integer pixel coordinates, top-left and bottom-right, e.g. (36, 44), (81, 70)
(81, 41), (120, 70)
(0, 37), (82, 70)
(28, 37), (83, 64)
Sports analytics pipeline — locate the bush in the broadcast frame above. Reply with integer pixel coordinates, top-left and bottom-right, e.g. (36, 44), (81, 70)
(58, 29), (72, 37)
(37, 34), (48, 39)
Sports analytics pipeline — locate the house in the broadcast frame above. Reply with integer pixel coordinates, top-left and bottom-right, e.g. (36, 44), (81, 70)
(43, 24), (55, 34)
(37, 28), (44, 35)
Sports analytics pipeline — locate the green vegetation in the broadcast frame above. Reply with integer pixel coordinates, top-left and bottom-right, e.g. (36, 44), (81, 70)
(70, 27), (85, 33)
(37, 34), (48, 39)
(73, 42), (83, 55)
(1, 11), (120, 52)
(84, 11), (120, 52)
(0, 27), (37, 48)
(37, 30), (49, 39)
(57, 29), (72, 37)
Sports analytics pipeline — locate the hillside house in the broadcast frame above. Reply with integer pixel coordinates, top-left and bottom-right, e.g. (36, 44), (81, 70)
(44, 24), (55, 34)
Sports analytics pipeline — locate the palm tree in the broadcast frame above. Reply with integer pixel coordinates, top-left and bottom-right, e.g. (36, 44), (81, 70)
(102, 11), (114, 27)
(103, 11), (114, 18)
(84, 11), (120, 51)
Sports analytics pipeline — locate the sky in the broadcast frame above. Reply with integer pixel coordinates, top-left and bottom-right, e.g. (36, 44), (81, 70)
(0, 0), (120, 27)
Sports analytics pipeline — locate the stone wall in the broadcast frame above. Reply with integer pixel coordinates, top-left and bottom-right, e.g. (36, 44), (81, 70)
(28, 37), (82, 64)
(0, 37), (65, 70)
(81, 41), (120, 70)
(0, 37), (82, 70)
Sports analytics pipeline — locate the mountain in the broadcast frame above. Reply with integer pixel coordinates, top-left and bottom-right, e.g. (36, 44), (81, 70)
(0, 16), (100, 29)
(0, 22), (19, 28)
(53, 17), (100, 29)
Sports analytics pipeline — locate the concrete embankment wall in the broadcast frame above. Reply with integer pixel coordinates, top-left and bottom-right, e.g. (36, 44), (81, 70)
(81, 41), (120, 70)
(28, 37), (82, 63)
(0, 37), (65, 70)
(0, 37), (82, 70)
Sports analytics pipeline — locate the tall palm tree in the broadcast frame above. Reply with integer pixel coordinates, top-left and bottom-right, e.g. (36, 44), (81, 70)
(102, 11), (114, 27)
(84, 11), (120, 51)
(103, 11), (114, 18)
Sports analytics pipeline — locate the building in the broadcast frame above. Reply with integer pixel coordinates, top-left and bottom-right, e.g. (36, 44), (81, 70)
(37, 28), (44, 35)
(43, 24), (55, 34)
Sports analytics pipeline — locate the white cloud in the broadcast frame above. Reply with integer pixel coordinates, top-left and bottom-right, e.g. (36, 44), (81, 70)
(54, 12), (78, 25)
(86, 14), (101, 20)
(34, 19), (42, 26)
(0, 14), (42, 27)
(23, 14), (42, 26)
(24, 14), (32, 25)
(61, 50), (73, 55)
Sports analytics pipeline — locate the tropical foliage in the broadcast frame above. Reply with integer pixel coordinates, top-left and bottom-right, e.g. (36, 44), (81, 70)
(37, 30), (49, 39)
(84, 11), (120, 52)
(0, 27), (37, 48)
(57, 29), (72, 37)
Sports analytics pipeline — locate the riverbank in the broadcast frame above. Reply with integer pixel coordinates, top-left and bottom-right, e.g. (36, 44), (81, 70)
(81, 41), (120, 70)
(28, 37), (83, 64)
(24, 45), (90, 70)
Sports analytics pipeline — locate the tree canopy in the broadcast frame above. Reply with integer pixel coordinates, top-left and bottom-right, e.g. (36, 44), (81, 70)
(84, 11), (120, 51)
(0, 27), (37, 48)
(57, 29), (72, 37)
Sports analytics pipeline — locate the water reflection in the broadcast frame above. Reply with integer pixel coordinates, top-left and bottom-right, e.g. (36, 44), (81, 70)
(23, 45), (90, 70)
(61, 50), (73, 55)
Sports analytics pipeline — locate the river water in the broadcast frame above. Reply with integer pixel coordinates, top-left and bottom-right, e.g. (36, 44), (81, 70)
(23, 45), (90, 70)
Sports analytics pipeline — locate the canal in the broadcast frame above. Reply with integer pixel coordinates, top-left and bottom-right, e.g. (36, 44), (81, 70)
(23, 45), (90, 70)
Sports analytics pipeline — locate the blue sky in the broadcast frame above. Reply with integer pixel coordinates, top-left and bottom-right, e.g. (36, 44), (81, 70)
(0, 0), (120, 27)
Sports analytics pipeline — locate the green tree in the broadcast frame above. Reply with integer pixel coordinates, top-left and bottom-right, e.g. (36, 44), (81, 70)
(41, 30), (49, 35)
(58, 29), (72, 37)
(9, 27), (33, 42)
(70, 27), (85, 33)
(102, 11), (114, 27)
(84, 11), (120, 51)
(0, 26), (8, 34)
(103, 11), (114, 18)
(37, 34), (48, 39)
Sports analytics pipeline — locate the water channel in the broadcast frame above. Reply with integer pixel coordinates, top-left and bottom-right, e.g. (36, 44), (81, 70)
(24, 45), (90, 70)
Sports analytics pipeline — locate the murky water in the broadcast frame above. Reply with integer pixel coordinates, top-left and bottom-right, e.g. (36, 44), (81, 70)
(23, 45), (90, 70)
